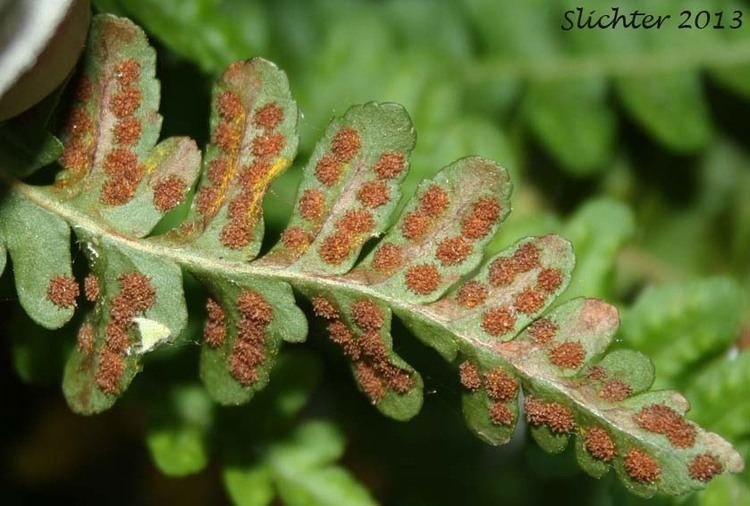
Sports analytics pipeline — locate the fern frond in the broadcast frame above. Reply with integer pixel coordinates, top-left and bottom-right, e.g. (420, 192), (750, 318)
(0, 14), (743, 498)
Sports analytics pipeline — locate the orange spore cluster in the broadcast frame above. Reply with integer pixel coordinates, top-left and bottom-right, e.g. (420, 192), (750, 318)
(489, 403), (514, 426)
(315, 154), (341, 187)
(351, 299), (385, 331)
(84, 273), (100, 303)
(419, 185), (449, 217)
(598, 379), (632, 402)
(253, 102), (283, 130)
(110, 87), (141, 117)
(47, 275), (79, 308)
(485, 368), (518, 402)
(372, 242), (404, 271)
(549, 341), (586, 369)
(488, 243), (541, 286)
(319, 232), (352, 265)
(482, 307), (516, 337)
(489, 257), (515, 287)
(537, 267), (563, 293)
(584, 427), (616, 462)
(114, 116), (142, 146)
(114, 59), (140, 87)
(436, 236), (472, 266)
(635, 404), (696, 449)
(61, 97), (94, 178)
(60, 139), (89, 176)
(401, 211), (431, 241)
(374, 152), (406, 179)
(65, 107), (92, 137)
(77, 323), (95, 354)
(459, 361), (482, 391)
(357, 180), (390, 208)
(101, 58), (146, 205)
(689, 454), (723, 482)
(322, 295), (414, 401)
(318, 208), (375, 265)
(228, 290), (274, 386)
(97, 272), (156, 395)
(76, 77), (92, 101)
(524, 396), (576, 434)
(314, 127), (362, 186)
(211, 92), (286, 250)
(217, 91), (242, 119)
(214, 121), (241, 152)
(299, 188), (325, 220)
(624, 448), (661, 484)
(281, 227), (309, 249)
(96, 349), (125, 395)
(456, 281), (488, 308)
(513, 243), (540, 272)
(331, 127), (361, 162)
(586, 365), (608, 381)
(337, 209), (375, 234)
(355, 362), (386, 402)
(312, 296), (339, 320)
(204, 297), (226, 348)
(405, 264), (441, 295)
(153, 175), (186, 212)
(461, 197), (500, 240)
(251, 132), (285, 158)
(328, 320), (360, 360)
(514, 288), (546, 314)
(528, 318), (557, 344)
(207, 158), (229, 185)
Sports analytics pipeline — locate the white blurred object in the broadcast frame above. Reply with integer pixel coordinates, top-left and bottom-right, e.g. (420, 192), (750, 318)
(0, 0), (90, 120)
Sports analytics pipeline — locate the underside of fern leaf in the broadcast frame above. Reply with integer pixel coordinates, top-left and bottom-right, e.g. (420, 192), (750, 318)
(0, 14), (743, 498)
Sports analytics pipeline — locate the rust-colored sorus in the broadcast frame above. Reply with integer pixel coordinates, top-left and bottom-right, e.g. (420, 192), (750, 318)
(253, 102), (283, 129)
(537, 267), (563, 293)
(548, 341), (586, 369)
(459, 361), (482, 391)
(357, 180), (390, 208)
(436, 236), (472, 266)
(351, 299), (384, 331)
(514, 288), (546, 314)
(482, 307), (516, 337)
(488, 257), (515, 287)
(319, 232), (353, 265)
(485, 368), (518, 402)
(405, 264), (441, 295)
(153, 176), (186, 212)
(372, 243), (403, 271)
(204, 298), (226, 348)
(311, 296), (339, 320)
(527, 318), (557, 344)
(456, 281), (488, 308)
(624, 448), (661, 484)
(419, 185), (449, 217)
(489, 403), (514, 426)
(327, 320), (360, 360)
(401, 211), (431, 241)
(461, 197), (501, 240)
(583, 427), (616, 462)
(374, 152), (405, 179)
(299, 188), (326, 220)
(47, 275), (79, 308)
(512, 243), (540, 272)
(598, 379), (632, 402)
(689, 453), (723, 482)
(281, 227), (309, 249)
(634, 404), (696, 449)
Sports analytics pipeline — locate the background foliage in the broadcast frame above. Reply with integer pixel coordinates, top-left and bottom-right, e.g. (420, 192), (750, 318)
(1, 0), (749, 504)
